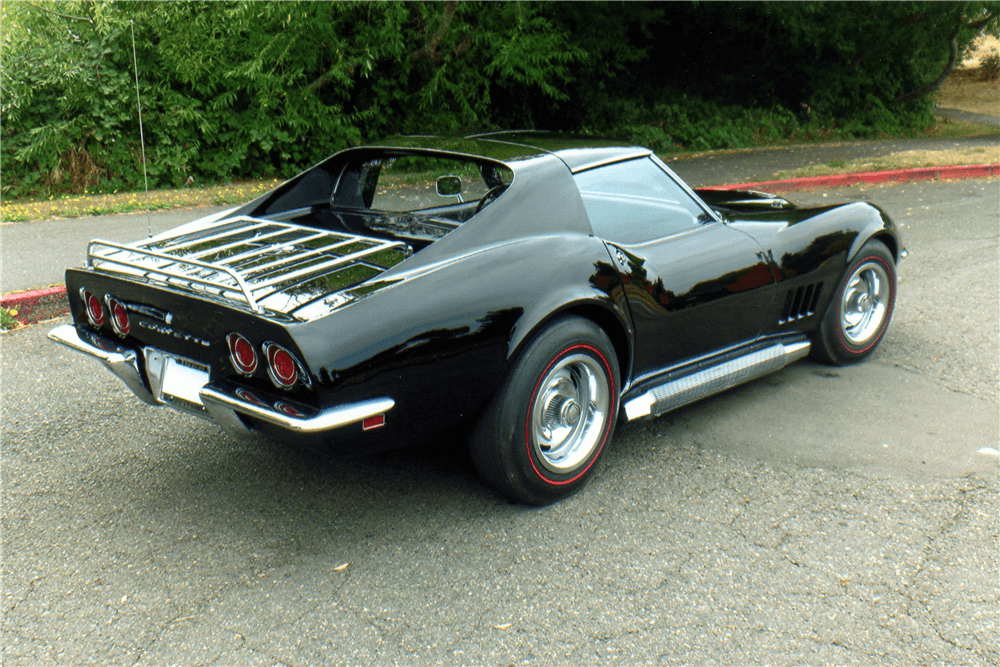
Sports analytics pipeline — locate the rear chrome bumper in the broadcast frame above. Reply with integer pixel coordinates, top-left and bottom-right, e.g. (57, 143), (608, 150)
(48, 324), (393, 439)
(200, 383), (394, 436)
(48, 324), (160, 405)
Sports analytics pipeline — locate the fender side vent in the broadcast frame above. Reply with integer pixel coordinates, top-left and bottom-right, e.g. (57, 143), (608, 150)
(779, 282), (823, 324)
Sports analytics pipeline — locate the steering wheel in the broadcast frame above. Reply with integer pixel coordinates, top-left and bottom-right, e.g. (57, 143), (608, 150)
(475, 185), (508, 214)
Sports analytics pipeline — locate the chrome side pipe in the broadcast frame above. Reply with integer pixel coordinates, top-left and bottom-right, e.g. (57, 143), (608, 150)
(624, 340), (811, 420)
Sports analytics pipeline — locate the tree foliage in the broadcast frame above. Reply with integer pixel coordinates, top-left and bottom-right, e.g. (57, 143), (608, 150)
(2, 1), (997, 198)
(1, 0), (585, 196)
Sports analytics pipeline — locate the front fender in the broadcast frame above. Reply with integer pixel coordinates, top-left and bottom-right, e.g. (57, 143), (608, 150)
(845, 203), (905, 264)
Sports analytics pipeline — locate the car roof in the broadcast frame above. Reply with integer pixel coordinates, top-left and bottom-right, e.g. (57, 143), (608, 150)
(373, 131), (651, 173)
(230, 131), (657, 280)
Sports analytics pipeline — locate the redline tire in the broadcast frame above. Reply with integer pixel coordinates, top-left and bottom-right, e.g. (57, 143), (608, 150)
(470, 316), (620, 505)
(812, 239), (896, 365)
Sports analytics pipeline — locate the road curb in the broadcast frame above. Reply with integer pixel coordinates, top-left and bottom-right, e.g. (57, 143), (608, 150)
(700, 163), (1000, 193)
(1, 285), (70, 328)
(4, 163), (998, 325)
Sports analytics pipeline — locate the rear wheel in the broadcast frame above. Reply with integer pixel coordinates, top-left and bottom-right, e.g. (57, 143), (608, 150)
(470, 316), (619, 505)
(812, 239), (896, 365)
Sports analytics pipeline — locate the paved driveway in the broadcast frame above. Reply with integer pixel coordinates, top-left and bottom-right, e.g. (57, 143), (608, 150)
(3, 179), (997, 665)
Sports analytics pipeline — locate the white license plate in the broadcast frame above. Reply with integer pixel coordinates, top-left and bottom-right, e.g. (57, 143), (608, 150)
(159, 356), (209, 406)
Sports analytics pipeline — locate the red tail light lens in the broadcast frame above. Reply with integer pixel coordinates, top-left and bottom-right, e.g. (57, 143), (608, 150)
(80, 289), (105, 327)
(227, 333), (258, 375)
(106, 296), (130, 336)
(264, 342), (299, 389)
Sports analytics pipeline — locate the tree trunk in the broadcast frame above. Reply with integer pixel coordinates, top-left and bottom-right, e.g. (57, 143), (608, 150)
(892, 3), (996, 104)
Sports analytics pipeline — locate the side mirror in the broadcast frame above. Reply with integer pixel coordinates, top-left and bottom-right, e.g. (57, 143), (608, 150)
(436, 175), (463, 202)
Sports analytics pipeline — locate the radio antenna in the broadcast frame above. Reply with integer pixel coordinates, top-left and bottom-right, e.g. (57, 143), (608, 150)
(129, 20), (152, 238)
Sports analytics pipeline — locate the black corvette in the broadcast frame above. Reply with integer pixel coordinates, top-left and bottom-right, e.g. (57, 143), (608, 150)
(50, 132), (904, 504)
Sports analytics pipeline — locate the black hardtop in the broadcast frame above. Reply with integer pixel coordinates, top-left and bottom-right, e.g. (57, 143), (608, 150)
(372, 131), (650, 173)
(235, 132), (650, 222)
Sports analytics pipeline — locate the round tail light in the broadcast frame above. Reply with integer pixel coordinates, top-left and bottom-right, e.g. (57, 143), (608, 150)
(106, 296), (130, 336)
(227, 333), (258, 375)
(264, 342), (300, 389)
(80, 289), (105, 327)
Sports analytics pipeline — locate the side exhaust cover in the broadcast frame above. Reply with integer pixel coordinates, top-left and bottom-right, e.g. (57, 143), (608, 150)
(624, 340), (811, 420)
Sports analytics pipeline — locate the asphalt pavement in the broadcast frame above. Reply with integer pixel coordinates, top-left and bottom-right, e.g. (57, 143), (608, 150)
(1, 207), (233, 295)
(3, 178), (997, 665)
(934, 105), (1000, 128)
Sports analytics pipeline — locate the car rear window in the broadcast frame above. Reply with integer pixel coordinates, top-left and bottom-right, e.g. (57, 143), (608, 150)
(366, 156), (510, 212)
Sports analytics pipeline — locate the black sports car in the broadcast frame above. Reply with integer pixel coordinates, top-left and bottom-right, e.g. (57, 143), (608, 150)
(50, 132), (905, 504)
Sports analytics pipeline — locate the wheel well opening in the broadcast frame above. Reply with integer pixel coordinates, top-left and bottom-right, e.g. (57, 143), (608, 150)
(873, 233), (899, 262)
(562, 304), (630, 386)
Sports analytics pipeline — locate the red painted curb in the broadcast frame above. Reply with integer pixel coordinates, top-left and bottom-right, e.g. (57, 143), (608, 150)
(1, 285), (69, 327)
(700, 163), (1000, 193)
(1, 285), (67, 306)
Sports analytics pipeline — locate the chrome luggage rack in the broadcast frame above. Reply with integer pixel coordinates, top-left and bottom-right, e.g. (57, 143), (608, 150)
(87, 215), (411, 318)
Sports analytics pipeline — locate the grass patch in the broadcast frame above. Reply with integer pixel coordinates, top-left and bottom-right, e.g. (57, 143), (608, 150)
(773, 145), (1000, 180)
(925, 118), (999, 139)
(634, 116), (997, 162)
(1, 179), (282, 223)
(936, 66), (1000, 117)
(0, 168), (486, 222)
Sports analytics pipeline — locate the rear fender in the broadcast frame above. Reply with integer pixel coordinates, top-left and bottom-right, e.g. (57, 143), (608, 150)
(504, 239), (633, 384)
(291, 234), (633, 428)
(508, 292), (634, 389)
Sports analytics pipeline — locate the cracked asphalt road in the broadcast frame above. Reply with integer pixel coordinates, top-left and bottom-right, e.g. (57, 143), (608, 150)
(3, 179), (997, 665)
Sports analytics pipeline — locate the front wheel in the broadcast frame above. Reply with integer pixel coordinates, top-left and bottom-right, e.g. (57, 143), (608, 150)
(812, 239), (896, 365)
(470, 316), (620, 505)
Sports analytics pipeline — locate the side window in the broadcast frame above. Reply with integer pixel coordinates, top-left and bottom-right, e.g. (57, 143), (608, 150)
(575, 158), (707, 244)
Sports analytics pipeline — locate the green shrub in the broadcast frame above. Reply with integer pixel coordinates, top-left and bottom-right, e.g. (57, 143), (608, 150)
(982, 53), (1000, 81)
(583, 92), (802, 152)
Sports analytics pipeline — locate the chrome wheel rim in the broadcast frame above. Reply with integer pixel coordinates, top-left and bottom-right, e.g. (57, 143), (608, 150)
(840, 260), (891, 345)
(530, 353), (610, 473)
